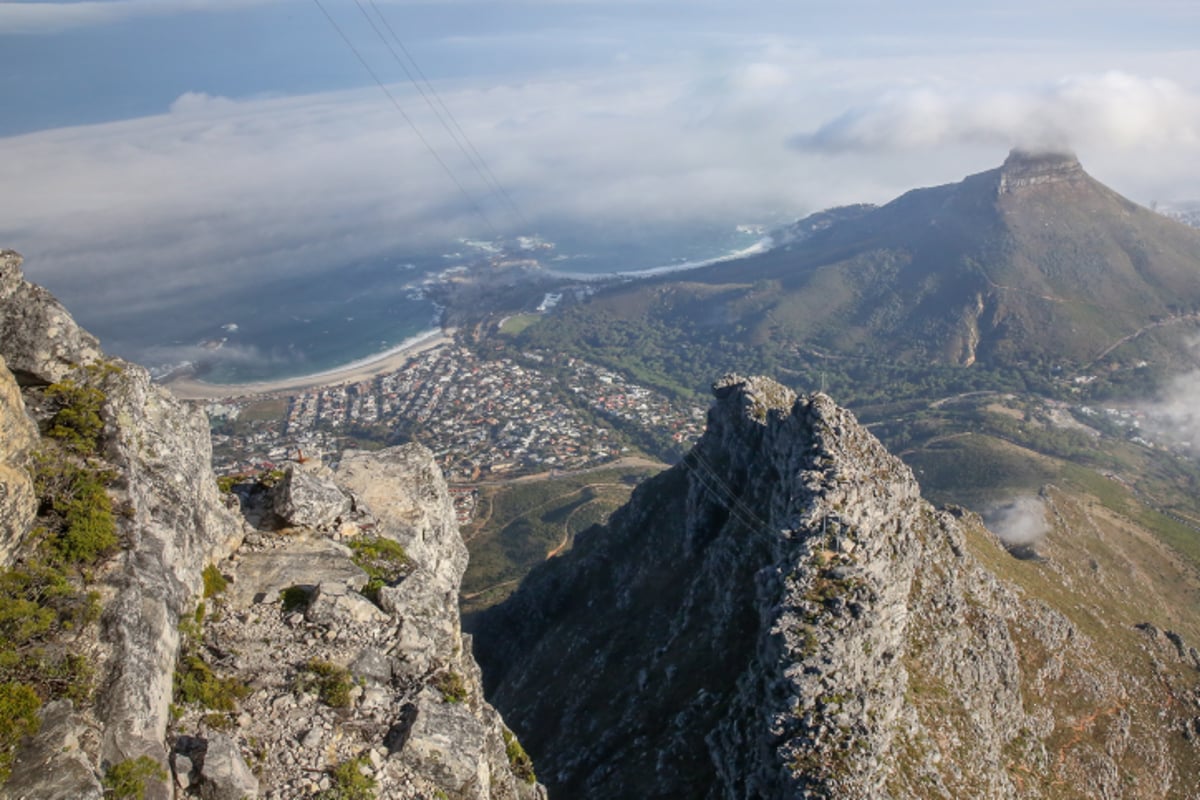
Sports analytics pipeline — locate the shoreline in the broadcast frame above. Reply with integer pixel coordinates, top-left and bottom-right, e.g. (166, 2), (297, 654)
(163, 327), (456, 401)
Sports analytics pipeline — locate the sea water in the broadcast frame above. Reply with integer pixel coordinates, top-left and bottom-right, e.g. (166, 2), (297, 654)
(117, 221), (772, 384)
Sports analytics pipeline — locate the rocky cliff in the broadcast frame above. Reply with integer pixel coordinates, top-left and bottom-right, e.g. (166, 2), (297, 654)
(473, 375), (1200, 799)
(0, 250), (543, 800)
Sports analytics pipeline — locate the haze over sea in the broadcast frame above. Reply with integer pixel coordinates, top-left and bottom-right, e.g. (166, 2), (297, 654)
(121, 221), (767, 385)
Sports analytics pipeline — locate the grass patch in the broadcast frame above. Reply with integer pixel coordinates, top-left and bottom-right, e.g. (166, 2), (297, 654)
(460, 466), (656, 614)
(498, 313), (541, 336)
(316, 755), (376, 800)
(0, 682), (41, 783)
(347, 537), (412, 602)
(280, 585), (311, 613)
(173, 606), (248, 712)
(295, 658), (354, 708)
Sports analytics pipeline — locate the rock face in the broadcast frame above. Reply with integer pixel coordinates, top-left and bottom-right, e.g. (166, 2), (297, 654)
(474, 375), (1200, 799)
(0, 251), (541, 800)
(0, 355), (37, 563)
(185, 444), (545, 800)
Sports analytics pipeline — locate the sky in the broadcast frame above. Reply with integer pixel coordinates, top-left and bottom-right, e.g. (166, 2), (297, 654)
(2, 0), (1200, 348)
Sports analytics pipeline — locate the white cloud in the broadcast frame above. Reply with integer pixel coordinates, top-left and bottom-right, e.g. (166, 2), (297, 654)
(794, 72), (1200, 154)
(984, 496), (1050, 549)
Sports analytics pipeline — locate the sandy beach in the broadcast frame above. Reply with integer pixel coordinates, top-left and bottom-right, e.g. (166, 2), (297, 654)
(164, 328), (456, 401)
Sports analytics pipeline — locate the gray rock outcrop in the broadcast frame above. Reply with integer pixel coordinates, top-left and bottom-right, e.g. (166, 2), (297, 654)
(0, 250), (103, 386)
(0, 355), (37, 564)
(474, 374), (1200, 799)
(0, 251), (245, 800)
(182, 444), (545, 800)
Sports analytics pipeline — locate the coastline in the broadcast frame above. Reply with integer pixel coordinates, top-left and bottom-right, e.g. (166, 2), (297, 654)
(543, 236), (774, 282)
(163, 327), (456, 401)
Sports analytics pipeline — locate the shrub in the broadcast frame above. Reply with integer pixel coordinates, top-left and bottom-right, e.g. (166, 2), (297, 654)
(0, 561), (99, 704)
(316, 755), (376, 800)
(173, 608), (248, 712)
(202, 564), (228, 599)
(295, 659), (354, 708)
(280, 585), (311, 613)
(173, 654), (249, 712)
(43, 379), (106, 456)
(102, 755), (167, 800)
(0, 682), (41, 783)
(30, 452), (117, 567)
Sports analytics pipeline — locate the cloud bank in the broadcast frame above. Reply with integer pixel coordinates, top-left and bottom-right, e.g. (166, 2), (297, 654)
(794, 72), (1200, 155)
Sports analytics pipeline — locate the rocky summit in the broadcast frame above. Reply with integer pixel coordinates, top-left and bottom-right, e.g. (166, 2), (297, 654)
(0, 251), (543, 800)
(473, 374), (1200, 799)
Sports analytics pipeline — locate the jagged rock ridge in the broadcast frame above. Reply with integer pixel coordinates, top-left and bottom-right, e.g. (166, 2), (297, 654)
(473, 375), (1200, 799)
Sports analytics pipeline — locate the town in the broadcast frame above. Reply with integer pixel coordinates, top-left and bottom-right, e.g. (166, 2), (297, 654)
(203, 334), (706, 498)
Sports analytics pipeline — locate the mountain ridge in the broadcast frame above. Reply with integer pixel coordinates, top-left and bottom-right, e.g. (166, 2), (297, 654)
(473, 374), (1200, 799)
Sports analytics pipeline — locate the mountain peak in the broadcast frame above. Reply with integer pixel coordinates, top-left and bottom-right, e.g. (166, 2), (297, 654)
(998, 147), (1085, 193)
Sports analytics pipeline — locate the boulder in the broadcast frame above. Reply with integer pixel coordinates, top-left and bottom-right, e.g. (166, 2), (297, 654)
(198, 734), (258, 800)
(272, 464), (351, 529)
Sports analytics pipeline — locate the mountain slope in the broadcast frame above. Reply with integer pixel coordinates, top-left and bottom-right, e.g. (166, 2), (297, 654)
(520, 151), (1200, 379)
(472, 375), (1200, 799)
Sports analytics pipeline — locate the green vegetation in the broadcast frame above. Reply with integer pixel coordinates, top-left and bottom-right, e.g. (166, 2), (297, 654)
(173, 606), (248, 712)
(42, 378), (106, 456)
(316, 755), (376, 800)
(173, 653), (248, 712)
(295, 658), (354, 708)
(0, 373), (118, 783)
(30, 450), (118, 567)
(498, 313), (541, 336)
(280, 585), (311, 613)
(201, 564), (228, 599)
(432, 670), (467, 704)
(347, 537), (412, 602)
(215, 474), (243, 494)
(0, 682), (40, 782)
(102, 755), (167, 800)
(502, 728), (536, 784)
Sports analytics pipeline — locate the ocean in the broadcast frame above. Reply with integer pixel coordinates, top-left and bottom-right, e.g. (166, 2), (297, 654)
(116, 221), (773, 385)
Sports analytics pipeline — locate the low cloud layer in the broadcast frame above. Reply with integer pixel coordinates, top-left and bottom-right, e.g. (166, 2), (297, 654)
(985, 496), (1051, 548)
(4, 38), (1200, 348)
(794, 72), (1200, 155)
(1141, 365), (1200, 457)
